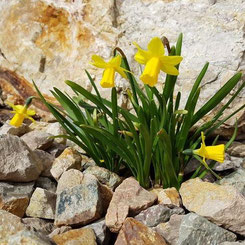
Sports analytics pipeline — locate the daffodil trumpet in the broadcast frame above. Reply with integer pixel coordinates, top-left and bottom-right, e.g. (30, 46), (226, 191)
(8, 96), (36, 127)
(133, 37), (183, 87)
(91, 55), (128, 88)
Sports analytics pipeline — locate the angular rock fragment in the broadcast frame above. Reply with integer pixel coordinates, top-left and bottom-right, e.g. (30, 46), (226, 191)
(217, 168), (245, 196)
(155, 213), (236, 245)
(52, 227), (97, 245)
(26, 187), (56, 219)
(105, 177), (157, 232)
(84, 218), (110, 245)
(6, 229), (52, 245)
(179, 178), (245, 236)
(150, 187), (181, 206)
(0, 120), (29, 136)
(21, 130), (54, 151)
(115, 218), (167, 245)
(45, 122), (67, 144)
(0, 210), (26, 241)
(48, 226), (72, 239)
(34, 149), (55, 177)
(35, 176), (57, 193)
(22, 217), (54, 236)
(55, 174), (105, 226)
(47, 142), (67, 157)
(56, 169), (84, 193)
(0, 181), (34, 217)
(0, 134), (43, 182)
(155, 214), (184, 245)
(50, 147), (82, 181)
(214, 154), (244, 171)
(134, 204), (184, 227)
(83, 166), (121, 190)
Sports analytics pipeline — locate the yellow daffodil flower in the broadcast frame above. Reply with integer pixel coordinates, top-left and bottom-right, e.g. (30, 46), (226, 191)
(193, 132), (225, 163)
(91, 55), (127, 88)
(133, 37), (183, 87)
(8, 103), (36, 127)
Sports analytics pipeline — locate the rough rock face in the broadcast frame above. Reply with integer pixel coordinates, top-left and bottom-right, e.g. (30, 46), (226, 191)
(55, 174), (107, 227)
(0, 0), (244, 135)
(50, 147), (82, 181)
(155, 213), (237, 245)
(26, 187), (57, 219)
(0, 181), (34, 217)
(0, 134), (43, 182)
(105, 177), (157, 232)
(0, 210), (26, 241)
(52, 227), (97, 245)
(179, 178), (245, 236)
(134, 204), (184, 227)
(115, 218), (167, 245)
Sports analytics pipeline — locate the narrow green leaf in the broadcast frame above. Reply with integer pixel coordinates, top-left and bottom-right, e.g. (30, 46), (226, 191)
(192, 73), (242, 125)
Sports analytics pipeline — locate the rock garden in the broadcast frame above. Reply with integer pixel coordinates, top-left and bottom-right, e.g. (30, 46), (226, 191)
(0, 1), (245, 245)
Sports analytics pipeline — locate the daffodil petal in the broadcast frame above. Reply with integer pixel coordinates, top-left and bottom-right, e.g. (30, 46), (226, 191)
(26, 116), (35, 122)
(133, 42), (151, 64)
(91, 55), (108, 68)
(147, 37), (165, 56)
(160, 56), (183, 65)
(109, 55), (121, 67)
(201, 132), (206, 146)
(115, 67), (127, 79)
(27, 109), (36, 116)
(160, 64), (179, 76)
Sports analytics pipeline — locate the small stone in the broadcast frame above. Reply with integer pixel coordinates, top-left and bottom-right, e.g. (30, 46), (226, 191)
(217, 168), (245, 196)
(29, 122), (67, 144)
(55, 174), (105, 226)
(6, 229), (52, 245)
(0, 210), (26, 241)
(155, 213), (236, 245)
(28, 121), (49, 131)
(0, 134), (43, 182)
(179, 178), (245, 236)
(47, 142), (67, 158)
(50, 147), (82, 181)
(226, 141), (245, 158)
(48, 226), (72, 239)
(0, 181), (34, 217)
(22, 217), (54, 236)
(84, 218), (109, 245)
(115, 218), (167, 245)
(45, 122), (67, 144)
(21, 130), (54, 151)
(150, 187), (181, 207)
(26, 187), (56, 219)
(0, 120), (29, 136)
(52, 227), (96, 245)
(35, 176), (57, 193)
(34, 150), (55, 177)
(56, 169), (84, 194)
(83, 166), (121, 190)
(134, 204), (185, 227)
(105, 177), (157, 233)
(155, 214), (184, 245)
(81, 155), (96, 169)
(214, 154), (244, 171)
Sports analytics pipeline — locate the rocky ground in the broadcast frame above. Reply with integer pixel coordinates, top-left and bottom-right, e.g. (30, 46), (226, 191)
(0, 118), (244, 245)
